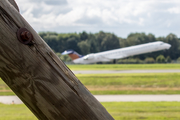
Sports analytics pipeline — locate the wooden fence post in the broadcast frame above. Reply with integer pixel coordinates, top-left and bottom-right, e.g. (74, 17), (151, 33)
(0, 0), (114, 119)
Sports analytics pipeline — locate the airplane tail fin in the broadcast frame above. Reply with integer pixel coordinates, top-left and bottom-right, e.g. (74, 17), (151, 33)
(61, 50), (83, 60)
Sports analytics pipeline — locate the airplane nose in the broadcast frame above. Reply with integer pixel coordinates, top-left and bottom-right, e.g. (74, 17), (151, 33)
(166, 44), (171, 49)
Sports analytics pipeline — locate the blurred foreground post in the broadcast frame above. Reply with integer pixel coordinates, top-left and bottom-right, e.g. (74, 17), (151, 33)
(0, 0), (114, 119)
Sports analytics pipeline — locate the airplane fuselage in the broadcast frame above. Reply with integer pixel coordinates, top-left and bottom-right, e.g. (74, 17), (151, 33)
(73, 41), (171, 64)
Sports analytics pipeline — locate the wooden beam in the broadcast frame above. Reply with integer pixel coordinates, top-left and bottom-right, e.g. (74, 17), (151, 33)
(0, 0), (114, 120)
(8, 0), (19, 12)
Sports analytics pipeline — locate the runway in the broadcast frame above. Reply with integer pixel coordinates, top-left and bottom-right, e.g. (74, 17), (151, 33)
(0, 96), (22, 104)
(95, 95), (180, 102)
(1, 95), (180, 104)
(72, 69), (180, 74)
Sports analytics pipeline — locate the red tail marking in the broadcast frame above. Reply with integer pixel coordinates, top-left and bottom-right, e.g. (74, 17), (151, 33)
(68, 53), (80, 60)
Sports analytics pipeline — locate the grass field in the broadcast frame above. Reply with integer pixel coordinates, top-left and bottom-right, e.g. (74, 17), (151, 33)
(67, 64), (180, 70)
(1, 102), (180, 120)
(1, 73), (180, 95)
(1, 64), (180, 119)
(102, 102), (180, 120)
(77, 73), (180, 94)
(0, 103), (37, 120)
(0, 79), (15, 96)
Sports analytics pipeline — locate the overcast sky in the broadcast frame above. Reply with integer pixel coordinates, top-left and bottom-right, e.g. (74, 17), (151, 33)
(15, 0), (180, 38)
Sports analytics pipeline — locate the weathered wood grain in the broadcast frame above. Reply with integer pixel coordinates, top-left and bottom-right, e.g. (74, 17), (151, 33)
(8, 0), (19, 12)
(0, 0), (114, 120)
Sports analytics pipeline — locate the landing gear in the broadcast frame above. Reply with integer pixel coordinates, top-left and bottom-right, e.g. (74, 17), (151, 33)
(113, 59), (116, 64)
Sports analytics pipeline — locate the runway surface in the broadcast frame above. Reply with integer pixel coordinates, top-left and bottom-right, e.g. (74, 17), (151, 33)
(0, 96), (22, 104)
(72, 69), (180, 74)
(1, 95), (180, 104)
(95, 95), (180, 102)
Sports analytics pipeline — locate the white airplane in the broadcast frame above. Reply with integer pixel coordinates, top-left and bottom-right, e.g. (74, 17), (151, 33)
(61, 41), (171, 64)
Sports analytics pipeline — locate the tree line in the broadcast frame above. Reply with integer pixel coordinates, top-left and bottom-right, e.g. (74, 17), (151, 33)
(39, 31), (180, 63)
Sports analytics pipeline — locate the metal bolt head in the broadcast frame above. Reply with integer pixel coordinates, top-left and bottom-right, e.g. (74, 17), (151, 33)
(17, 28), (33, 45)
(21, 31), (31, 41)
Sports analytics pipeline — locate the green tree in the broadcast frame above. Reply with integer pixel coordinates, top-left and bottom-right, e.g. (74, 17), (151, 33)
(78, 40), (90, 55)
(95, 31), (120, 52)
(145, 57), (155, 63)
(80, 31), (88, 41)
(101, 33), (120, 51)
(177, 57), (180, 62)
(156, 55), (166, 63)
(43, 34), (59, 52)
(126, 33), (155, 47)
(88, 33), (98, 53)
(164, 33), (180, 59)
(166, 56), (171, 63)
(95, 31), (106, 52)
(66, 37), (80, 53)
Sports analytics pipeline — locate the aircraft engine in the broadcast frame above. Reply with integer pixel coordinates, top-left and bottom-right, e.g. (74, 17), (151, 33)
(83, 54), (94, 60)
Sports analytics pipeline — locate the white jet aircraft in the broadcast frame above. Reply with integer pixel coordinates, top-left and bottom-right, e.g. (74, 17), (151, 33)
(61, 41), (171, 64)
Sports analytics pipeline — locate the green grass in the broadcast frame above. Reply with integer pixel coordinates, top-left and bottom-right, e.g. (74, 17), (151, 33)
(0, 103), (37, 120)
(0, 64), (180, 119)
(0, 92), (15, 96)
(0, 79), (15, 96)
(102, 102), (180, 120)
(77, 73), (180, 86)
(76, 73), (180, 94)
(90, 90), (180, 95)
(1, 73), (180, 95)
(67, 64), (180, 70)
(0, 102), (180, 120)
